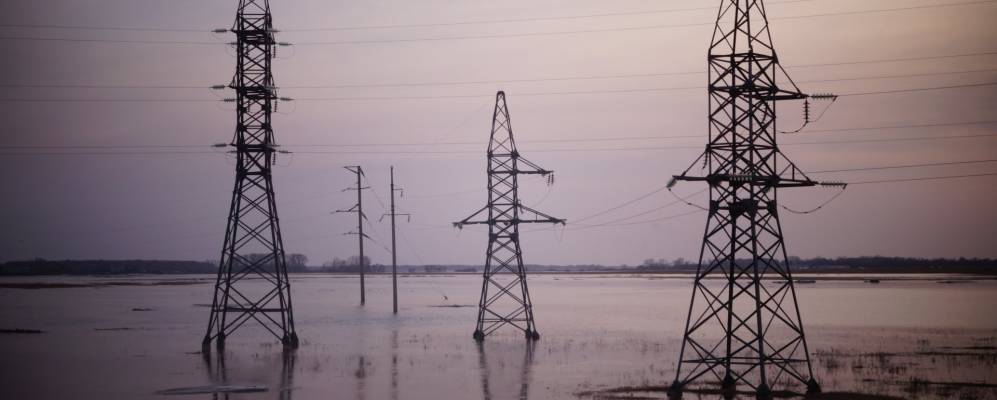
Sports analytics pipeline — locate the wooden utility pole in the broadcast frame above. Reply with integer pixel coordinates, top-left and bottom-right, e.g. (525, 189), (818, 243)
(382, 166), (409, 314)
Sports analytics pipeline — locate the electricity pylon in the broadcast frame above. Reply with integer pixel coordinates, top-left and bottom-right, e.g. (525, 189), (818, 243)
(455, 91), (564, 341)
(667, 1), (842, 398)
(203, 0), (297, 350)
(335, 166), (370, 305)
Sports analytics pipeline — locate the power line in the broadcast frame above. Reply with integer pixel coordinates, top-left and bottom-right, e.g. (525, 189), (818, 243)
(848, 172), (997, 185)
(2, 54), (994, 95)
(799, 120), (997, 135)
(4, 131), (996, 156)
(808, 159), (997, 174)
(0, 23), (207, 33)
(0, 0), (816, 34)
(570, 209), (704, 230)
(282, 0), (816, 32)
(293, 1), (997, 45)
(571, 186), (669, 224)
(0, 36), (220, 45)
(4, 53), (996, 91)
(4, 119), (996, 151)
(0, 83), (217, 90)
(4, 1), (993, 47)
(790, 50), (997, 69)
(841, 81), (997, 97)
(784, 132), (997, 146)
(271, 79), (997, 102)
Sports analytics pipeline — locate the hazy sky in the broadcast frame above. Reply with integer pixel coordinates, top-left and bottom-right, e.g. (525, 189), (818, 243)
(1, 0), (995, 266)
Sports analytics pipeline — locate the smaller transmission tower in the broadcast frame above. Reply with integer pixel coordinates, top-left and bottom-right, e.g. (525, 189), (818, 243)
(455, 91), (564, 341)
(380, 166), (410, 314)
(204, 0), (297, 350)
(335, 166), (370, 305)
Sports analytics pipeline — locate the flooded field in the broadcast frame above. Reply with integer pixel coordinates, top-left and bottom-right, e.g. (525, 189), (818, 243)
(0, 274), (995, 399)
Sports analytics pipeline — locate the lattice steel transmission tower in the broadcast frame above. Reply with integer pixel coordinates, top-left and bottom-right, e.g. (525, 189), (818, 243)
(667, 1), (839, 397)
(204, 0), (298, 350)
(455, 91), (564, 341)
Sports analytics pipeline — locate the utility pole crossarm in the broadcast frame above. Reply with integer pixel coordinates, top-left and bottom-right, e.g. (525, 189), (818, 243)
(342, 231), (373, 240)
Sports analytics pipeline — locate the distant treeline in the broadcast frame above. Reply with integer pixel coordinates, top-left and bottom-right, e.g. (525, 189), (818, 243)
(636, 256), (997, 274)
(0, 253), (310, 276)
(2, 256), (994, 276)
(0, 259), (216, 275)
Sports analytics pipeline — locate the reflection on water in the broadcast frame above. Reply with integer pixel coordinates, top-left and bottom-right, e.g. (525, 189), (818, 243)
(0, 274), (995, 399)
(391, 329), (398, 400)
(200, 349), (296, 400)
(477, 340), (536, 400)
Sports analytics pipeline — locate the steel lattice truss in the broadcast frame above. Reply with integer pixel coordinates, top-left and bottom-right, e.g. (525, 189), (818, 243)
(455, 91), (564, 341)
(204, 0), (297, 350)
(669, 0), (820, 397)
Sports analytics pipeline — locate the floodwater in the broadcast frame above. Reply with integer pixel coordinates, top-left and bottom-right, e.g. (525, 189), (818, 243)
(0, 273), (995, 400)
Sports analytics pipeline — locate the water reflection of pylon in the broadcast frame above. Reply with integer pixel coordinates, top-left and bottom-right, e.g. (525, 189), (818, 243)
(477, 341), (536, 400)
(201, 350), (296, 400)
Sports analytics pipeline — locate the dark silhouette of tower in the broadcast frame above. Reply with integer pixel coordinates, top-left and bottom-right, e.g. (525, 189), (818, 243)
(204, 0), (297, 350)
(380, 167), (409, 314)
(455, 91), (564, 341)
(336, 166), (370, 305)
(667, 1), (837, 397)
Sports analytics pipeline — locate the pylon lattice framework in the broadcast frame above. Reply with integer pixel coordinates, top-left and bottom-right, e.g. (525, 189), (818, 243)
(669, 0), (828, 397)
(204, 0), (298, 350)
(455, 91), (564, 341)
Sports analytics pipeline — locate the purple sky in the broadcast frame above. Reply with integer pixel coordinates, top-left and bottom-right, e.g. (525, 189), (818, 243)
(1, 0), (995, 266)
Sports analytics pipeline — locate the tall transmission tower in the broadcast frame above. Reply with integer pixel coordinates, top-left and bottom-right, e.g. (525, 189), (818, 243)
(335, 166), (370, 305)
(666, 1), (841, 398)
(380, 166), (410, 314)
(455, 91), (564, 341)
(203, 0), (298, 350)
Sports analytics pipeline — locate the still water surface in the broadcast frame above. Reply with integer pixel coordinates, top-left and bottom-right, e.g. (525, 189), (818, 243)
(0, 274), (995, 399)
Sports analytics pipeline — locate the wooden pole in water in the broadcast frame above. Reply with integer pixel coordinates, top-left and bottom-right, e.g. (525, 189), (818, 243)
(390, 167), (398, 314)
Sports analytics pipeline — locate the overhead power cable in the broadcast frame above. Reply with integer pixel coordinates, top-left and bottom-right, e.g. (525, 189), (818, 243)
(4, 52), (995, 91)
(8, 77), (991, 103)
(0, 0), (814, 33)
(3, 1), (994, 46)
(292, 1), (997, 45)
(808, 159), (997, 174)
(570, 186), (669, 224)
(3, 131), (996, 156)
(3, 119), (996, 151)
(848, 172), (997, 185)
(0, 23), (206, 33)
(282, 0), (816, 32)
